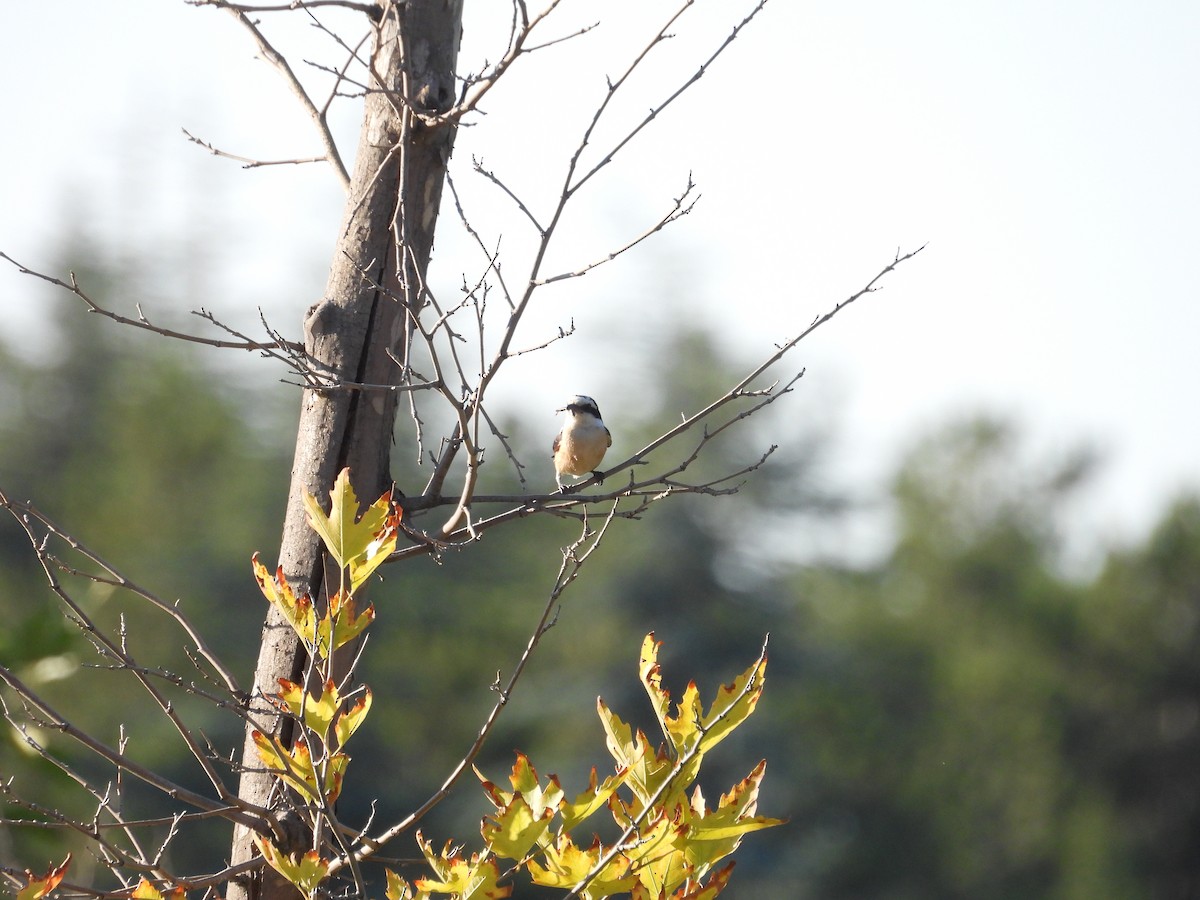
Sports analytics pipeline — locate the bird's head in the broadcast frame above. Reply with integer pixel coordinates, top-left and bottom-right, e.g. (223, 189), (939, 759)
(557, 395), (602, 419)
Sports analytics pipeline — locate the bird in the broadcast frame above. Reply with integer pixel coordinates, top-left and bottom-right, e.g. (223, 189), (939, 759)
(552, 395), (612, 491)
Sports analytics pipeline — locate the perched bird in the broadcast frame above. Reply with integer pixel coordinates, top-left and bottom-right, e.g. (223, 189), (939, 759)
(552, 395), (612, 491)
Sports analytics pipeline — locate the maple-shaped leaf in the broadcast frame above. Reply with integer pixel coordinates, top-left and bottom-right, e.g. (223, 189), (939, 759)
(560, 766), (627, 832)
(252, 731), (348, 803)
(596, 698), (676, 812)
(629, 862), (734, 900)
(385, 869), (420, 900)
(475, 754), (563, 861)
(621, 809), (693, 897)
(322, 588), (376, 652)
(681, 761), (786, 870)
(526, 832), (637, 899)
(639, 634), (766, 762)
(413, 832), (512, 899)
(333, 686), (372, 750)
(276, 678), (340, 741)
(15, 856), (69, 900)
(480, 793), (548, 862)
(254, 835), (330, 897)
(479, 753), (565, 820)
(303, 468), (399, 593)
(252, 554), (317, 647)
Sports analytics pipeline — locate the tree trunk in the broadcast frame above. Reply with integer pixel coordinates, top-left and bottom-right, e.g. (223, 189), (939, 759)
(227, 4), (462, 898)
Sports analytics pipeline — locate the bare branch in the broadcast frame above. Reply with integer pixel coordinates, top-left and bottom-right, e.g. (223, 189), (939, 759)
(182, 128), (330, 170)
(0, 251), (302, 355)
(200, 4), (352, 190)
(0, 664), (265, 832)
(389, 246), (924, 556)
(534, 174), (699, 286)
(569, 0), (770, 197)
(427, 0), (575, 126)
(187, 0), (379, 13)
(0, 492), (244, 697)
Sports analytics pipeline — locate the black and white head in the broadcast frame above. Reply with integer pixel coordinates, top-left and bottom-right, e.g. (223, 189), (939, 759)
(561, 395), (603, 421)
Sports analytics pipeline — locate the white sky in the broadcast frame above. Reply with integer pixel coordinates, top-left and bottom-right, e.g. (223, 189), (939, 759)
(2, 1), (1198, 567)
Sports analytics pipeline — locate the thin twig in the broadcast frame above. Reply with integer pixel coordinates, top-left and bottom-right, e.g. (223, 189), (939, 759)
(0, 252), (298, 354)
(182, 128), (330, 170)
(214, 6), (352, 190)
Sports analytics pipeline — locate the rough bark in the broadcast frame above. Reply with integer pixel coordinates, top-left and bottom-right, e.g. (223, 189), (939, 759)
(226, 4), (462, 898)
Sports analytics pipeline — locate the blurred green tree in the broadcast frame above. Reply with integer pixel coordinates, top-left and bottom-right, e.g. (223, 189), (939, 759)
(770, 417), (1199, 899)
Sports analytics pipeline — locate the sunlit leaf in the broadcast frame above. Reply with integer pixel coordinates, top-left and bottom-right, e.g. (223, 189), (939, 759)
(622, 810), (692, 896)
(638, 633), (767, 761)
(323, 589), (376, 652)
(15, 856), (69, 900)
(597, 698), (674, 812)
(526, 833), (637, 898)
(276, 678), (339, 741)
(560, 766), (627, 832)
(629, 862), (734, 900)
(681, 760), (786, 869)
(252, 553), (317, 646)
(385, 869), (414, 900)
(333, 686), (373, 749)
(254, 835), (330, 897)
(130, 880), (183, 900)
(414, 832), (512, 898)
(481, 793), (549, 861)
(252, 731), (345, 802)
(303, 468), (399, 592)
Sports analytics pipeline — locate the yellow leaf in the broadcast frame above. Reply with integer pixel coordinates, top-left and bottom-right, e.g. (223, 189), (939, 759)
(560, 766), (627, 832)
(622, 810), (692, 897)
(276, 678), (340, 740)
(630, 862), (734, 900)
(385, 869), (413, 900)
(475, 754), (563, 862)
(526, 833), (637, 898)
(413, 832), (512, 898)
(333, 686), (373, 749)
(252, 554), (317, 646)
(679, 761), (786, 871)
(323, 589), (376, 652)
(252, 731), (345, 803)
(480, 793), (549, 861)
(638, 633), (767, 762)
(255, 835), (330, 897)
(597, 698), (674, 812)
(303, 468), (399, 592)
(16, 856), (69, 900)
